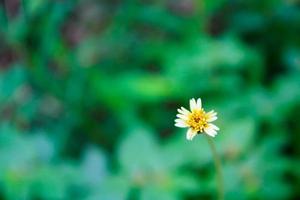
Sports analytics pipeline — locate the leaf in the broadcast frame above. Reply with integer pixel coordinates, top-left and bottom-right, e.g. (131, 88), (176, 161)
(118, 128), (163, 174)
(81, 145), (107, 186)
(0, 65), (27, 104)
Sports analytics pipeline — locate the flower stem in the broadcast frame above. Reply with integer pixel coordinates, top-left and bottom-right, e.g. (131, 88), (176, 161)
(205, 135), (224, 200)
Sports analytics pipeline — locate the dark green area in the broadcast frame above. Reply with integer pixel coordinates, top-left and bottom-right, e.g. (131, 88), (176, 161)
(0, 0), (300, 199)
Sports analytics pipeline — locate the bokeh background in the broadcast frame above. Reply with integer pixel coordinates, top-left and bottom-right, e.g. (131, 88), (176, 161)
(1, 0), (300, 199)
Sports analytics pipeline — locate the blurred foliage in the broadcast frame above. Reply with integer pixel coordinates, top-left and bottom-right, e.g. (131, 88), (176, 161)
(0, 0), (300, 199)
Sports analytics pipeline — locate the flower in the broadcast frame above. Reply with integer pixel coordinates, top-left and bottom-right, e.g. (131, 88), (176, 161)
(174, 98), (219, 140)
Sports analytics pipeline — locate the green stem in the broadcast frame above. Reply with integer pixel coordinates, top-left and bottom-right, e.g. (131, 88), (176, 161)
(205, 135), (224, 200)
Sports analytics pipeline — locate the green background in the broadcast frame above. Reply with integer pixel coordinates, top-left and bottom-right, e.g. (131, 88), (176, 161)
(0, 0), (300, 199)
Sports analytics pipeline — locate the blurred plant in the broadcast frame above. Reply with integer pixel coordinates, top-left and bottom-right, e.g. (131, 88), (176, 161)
(0, 0), (300, 199)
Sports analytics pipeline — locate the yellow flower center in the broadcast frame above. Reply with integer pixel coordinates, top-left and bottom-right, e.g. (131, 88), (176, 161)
(187, 109), (208, 133)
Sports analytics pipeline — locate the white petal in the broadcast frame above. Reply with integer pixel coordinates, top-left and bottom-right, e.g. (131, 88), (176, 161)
(186, 128), (197, 140)
(190, 98), (197, 111)
(208, 123), (219, 131)
(177, 108), (185, 115)
(204, 128), (217, 137)
(176, 114), (188, 120)
(207, 116), (217, 122)
(178, 107), (190, 115)
(196, 98), (202, 109)
(207, 110), (217, 117)
(175, 122), (188, 128)
(175, 119), (185, 124)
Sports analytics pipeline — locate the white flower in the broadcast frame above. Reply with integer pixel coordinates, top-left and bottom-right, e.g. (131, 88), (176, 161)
(175, 98), (219, 140)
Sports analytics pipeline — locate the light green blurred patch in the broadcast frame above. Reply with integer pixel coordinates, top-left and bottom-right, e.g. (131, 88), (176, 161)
(116, 127), (201, 199)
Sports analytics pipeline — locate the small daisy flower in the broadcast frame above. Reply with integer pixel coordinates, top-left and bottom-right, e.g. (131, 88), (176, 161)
(175, 98), (219, 140)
